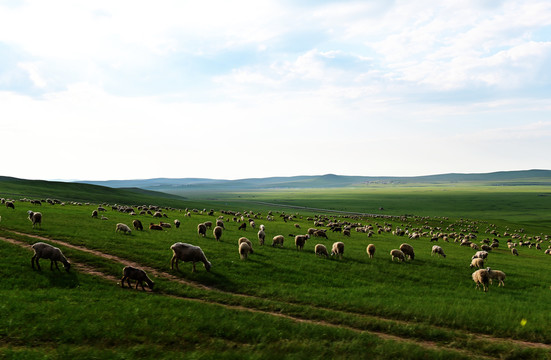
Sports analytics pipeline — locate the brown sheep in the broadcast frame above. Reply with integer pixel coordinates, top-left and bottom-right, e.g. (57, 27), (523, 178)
(366, 244), (376, 258)
(197, 223), (207, 237)
(331, 242), (345, 259)
(121, 266), (154, 291)
(213, 226), (223, 242)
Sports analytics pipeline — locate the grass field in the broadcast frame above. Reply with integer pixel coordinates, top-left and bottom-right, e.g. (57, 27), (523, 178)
(1, 181), (551, 359)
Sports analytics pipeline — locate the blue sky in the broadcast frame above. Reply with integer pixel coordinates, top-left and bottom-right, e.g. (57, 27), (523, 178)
(1, 0), (550, 180)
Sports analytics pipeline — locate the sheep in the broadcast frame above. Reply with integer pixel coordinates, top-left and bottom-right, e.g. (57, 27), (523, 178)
(399, 243), (415, 260)
(160, 222), (172, 228)
(27, 211), (42, 228)
(249, 220), (256, 229)
(170, 242), (211, 272)
(121, 266), (154, 291)
(545, 249), (551, 255)
(315, 243), (329, 257)
(100, 215), (108, 220)
(149, 223), (163, 230)
(213, 226), (223, 242)
(257, 229), (266, 246)
(238, 242), (252, 260)
(472, 251), (488, 260)
(216, 219), (225, 229)
(431, 245), (446, 258)
(470, 258), (485, 269)
(390, 249), (405, 262)
(331, 241), (344, 259)
(313, 230), (328, 239)
(115, 223), (132, 234)
(91, 209), (98, 218)
(203, 221), (213, 229)
(272, 235), (284, 247)
(238, 237), (254, 253)
(259, 224), (265, 231)
(342, 229), (351, 237)
(294, 223), (301, 229)
(294, 235), (309, 251)
(486, 267), (506, 287)
(6, 201), (15, 209)
(132, 219), (143, 231)
(174, 219), (181, 228)
(238, 222), (247, 230)
(511, 248), (519, 256)
(366, 244), (376, 258)
(472, 268), (490, 292)
(197, 223), (207, 237)
(31, 242), (70, 272)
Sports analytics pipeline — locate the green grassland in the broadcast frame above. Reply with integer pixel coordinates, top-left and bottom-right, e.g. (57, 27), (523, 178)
(1, 179), (551, 359)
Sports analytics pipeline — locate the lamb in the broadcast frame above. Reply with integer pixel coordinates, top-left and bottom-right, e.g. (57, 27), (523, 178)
(213, 226), (223, 242)
(239, 241), (252, 259)
(238, 237), (254, 253)
(472, 268), (490, 292)
(27, 211), (42, 228)
(399, 243), (415, 260)
(431, 245), (446, 258)
(511, 248), (519, 256)
(121, 266), (154, 291)
(197, 223), (207, 237)
(31, 242), (70, 272)
(257, 229), (266, 246)
(115, 223), (132, 234)
(390, 249), (405, 262)
(486, 267), (506, 287)
(315, 243), (329, 257)
(174, 219), (181, 228)
(331, 241), (344, 259)
(149, 223), (163, 230)
(132, 219), (143, 231)
(294, 234), (309, 251)
(272, 235), (284, 247)
(366, 244), (376, 258)
(470, 258), (485, 269)
(170, 242), (211, 272)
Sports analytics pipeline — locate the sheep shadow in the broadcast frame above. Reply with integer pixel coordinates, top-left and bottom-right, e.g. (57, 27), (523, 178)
(35, 269), (80, 288)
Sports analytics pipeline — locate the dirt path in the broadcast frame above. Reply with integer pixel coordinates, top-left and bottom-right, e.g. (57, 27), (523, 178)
(3, 230), (550, 357)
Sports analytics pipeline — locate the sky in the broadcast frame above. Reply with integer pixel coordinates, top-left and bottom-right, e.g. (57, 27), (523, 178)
(1, 0), (551, 181)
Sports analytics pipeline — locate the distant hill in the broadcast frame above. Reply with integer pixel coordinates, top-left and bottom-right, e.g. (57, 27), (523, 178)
(77, 169), (551, 195)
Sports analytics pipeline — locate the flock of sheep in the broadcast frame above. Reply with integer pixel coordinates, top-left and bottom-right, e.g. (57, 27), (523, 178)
(4, 197), (550, 293)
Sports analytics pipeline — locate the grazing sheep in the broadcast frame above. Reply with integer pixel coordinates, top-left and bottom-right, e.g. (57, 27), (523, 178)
(27, 211), (42, 228)
(91, 209), (98, 218)
(239, 242), (252, 259)
(31, 242), (70, 272)
(366, 244), (376, 258)
(170, 242), (211, 272)
(470, 258), (485, 269)
(213, 226), (223, 242)
(315, 244), (329, 257)
(331, 241), (344, 259)
(100, 216), (108, 220)
(259, 224), (265, 231)
(472, 251), (489, 260)
(257, 229), (266, 246)
(545, 249), (551, 255)
(132, 219), (143, 231)
(511, 248), (519, 256)
(121, 266), (154, 291)
(472, 268), (490, 292)
(294, 235), (309, 251)
(342, 229), (351, 237)
(313, 230), (328, 239)
(149, 223), (163, 230)
(197, 223), (207, 237)
(160, 222), (172, 228)
(216, 219), (225, 229)
(174, 219), (181, 228)
(431, 245), (446, 258)
(238, 237), (254, 253)
(115, 223), (132, 234)
(6, 201), (15, 209)
(390, 249), (405, 262)
(294, 223), (301, 229)
(399, 243), (415, 260)
(486, 267), (506, 287)
(238, 222), (247, 230)
(272, 235), (284, 247)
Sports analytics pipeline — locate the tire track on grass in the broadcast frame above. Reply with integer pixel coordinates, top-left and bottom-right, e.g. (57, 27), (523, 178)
(5, 230), (550, 356)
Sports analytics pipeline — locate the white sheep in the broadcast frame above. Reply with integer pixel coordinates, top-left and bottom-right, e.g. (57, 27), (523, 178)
(239, 242), (252, 260)
(272, 235), (284, 247)
(27, 210), (42, 228)
(259, 224), (265, 231)
(31, 242), (70, 272)
(486, 267), (506, 286)
(399, 243), (415, 260)
(197, 223), (207, 237)
(366, 244), (375, 258)
(121, 266), (154, 291)
(295, 235), (309, 251)
(472, 268), (490, 292)
(331, 241), (344, 259)
(115, 223), (132, 234)
(472, 251), (488, 260)
(213, 226), (223, 242)
(238, 237), (254, 253)
(314, 243), (329, 258)
(470, 258), (485, 269)
(431, 245), (446, 258)
(170, 242), (211, 272)
(257, 229), (266, 246)
(511, 248), (519, 256)
(390, 249), (405, 262)
(174, 219), (181, 228)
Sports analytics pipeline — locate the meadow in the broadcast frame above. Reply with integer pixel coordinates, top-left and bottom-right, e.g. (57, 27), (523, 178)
(1, 182), (551, 359)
